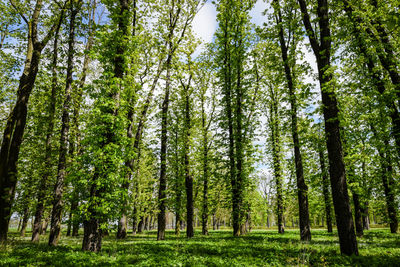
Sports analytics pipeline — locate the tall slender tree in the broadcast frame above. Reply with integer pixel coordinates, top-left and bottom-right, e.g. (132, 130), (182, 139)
(67, 0), (97, 238)
(31, 7), (65, 243)
(157, 0), (199, 241)
(215, 0), (254, 237)
(0, 0), (67, 243)
(317, 138), (333, 233)
(272, 0), (311, 241)
(48, 0), (82, 246)
(297, 0), (358, 255)
(180, 70), (194, 238)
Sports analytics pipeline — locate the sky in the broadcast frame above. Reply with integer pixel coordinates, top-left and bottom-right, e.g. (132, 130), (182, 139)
(192, 0), (268, 44)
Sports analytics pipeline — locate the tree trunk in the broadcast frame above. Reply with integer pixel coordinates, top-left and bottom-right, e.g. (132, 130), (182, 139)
(175, 207), (181, 236)
(362, 205), (370, 230)
(298, 0), (358, 255)
(67, 0), (95, 241)
(66, 210), (72, 236)
(352, 191), (364, 237)
(184, 83), (194, 238)
(212, 214), (217, 230)
(274, 0), (310, 241)
(346, 161), (363, 237)
(82, 216), (102, 251)
(149, 216), (153, 230)
(234, 36), (245, 237)
(41, 216), (49, 234)
(269, 95), (284, 234)
(318, 148), (333, 233)
(116, 100), (135, 240)
(138, 216), (144, 233)
(145, 216), (149, 231)
(49, 2), (79, 246)
(157, 54), (171, 241)
(32, 16), (63, 243)
(379, 142), (398, 233)
(201, 107), (209, 236)
(156, 0), (188, 241)
(132, 206), (138, 235)
(173, 129), (182, 236)
(17, 217), (22, 232)
(69, 199), (79, 236)
(223, 21), (238, 237)
(20, 207), (29, 237)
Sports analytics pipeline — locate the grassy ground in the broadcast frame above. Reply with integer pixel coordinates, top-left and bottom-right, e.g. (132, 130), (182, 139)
(0, 228), (399, 266)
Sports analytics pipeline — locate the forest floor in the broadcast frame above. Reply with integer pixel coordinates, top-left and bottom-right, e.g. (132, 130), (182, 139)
(0, 228), (399, 266)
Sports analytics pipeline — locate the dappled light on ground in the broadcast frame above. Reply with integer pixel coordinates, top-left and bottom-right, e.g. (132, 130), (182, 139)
(1, 229), (399, 266)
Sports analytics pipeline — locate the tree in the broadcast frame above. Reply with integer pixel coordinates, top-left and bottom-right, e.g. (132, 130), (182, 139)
(82, 0), (131, 252)
(297, 0), (358, 255)
(156, 0), (199, 241)
(215, 0), (255, 237)
(49, 0), (82, 246)
(0, 0), (67, 243)
(316, 130), (333, 233)
(180, 59), (194, 238)
(67, 0), (97, 238)
(267, 80), (285, 234)
(196, 49), (218, 235)
(31, 5), (65, 243)
(272, 0), (311, 241)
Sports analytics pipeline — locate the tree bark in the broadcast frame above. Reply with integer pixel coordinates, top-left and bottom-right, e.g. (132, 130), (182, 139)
(318, 147), (333, 233)
(138, 216), (144, 233)
(41, 216), (49, 234)
(117, 105), (134, 240)
(345, 158), (364, 237)
(149, 216), (153, 230)
(82, 215), (102, 251)
(379, 142), (398, 233)
(269, 95), (284, 234)
(184, 81), (194, 238)
(362, 204), (370, 230)
(352, 191), (364, 237)
(132, 206), (138, 235)
(66, 210), (72, 236)
(49, 1), (80, 246)
(234, 35), (245, 237)
(20, 207), (29, 237)
(17, 217), (22, 232)
(201, 93), (209, 236)
(173, 128), (182, 236)
(298, 0), (358, 255)
(157, 53), (171, 241)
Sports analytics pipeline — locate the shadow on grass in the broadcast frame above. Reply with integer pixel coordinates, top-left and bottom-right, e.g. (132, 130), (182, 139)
(1, 229), (399, 266)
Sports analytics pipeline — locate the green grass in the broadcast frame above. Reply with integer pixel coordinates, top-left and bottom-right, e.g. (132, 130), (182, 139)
(0, 228), (399, 266)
